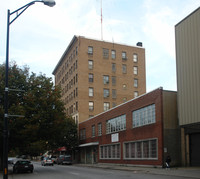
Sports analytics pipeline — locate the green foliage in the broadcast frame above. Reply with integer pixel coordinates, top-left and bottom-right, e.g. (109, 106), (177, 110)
(0, 62), (78, 157)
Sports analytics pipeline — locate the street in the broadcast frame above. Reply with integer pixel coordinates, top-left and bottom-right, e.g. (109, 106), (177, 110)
(5, 161), (196, 179)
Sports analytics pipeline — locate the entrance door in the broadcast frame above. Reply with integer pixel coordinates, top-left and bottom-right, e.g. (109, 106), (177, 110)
(190, 133), (200, 166)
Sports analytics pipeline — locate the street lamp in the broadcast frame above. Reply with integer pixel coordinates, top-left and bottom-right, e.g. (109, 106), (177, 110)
(3, 1), (55, 178)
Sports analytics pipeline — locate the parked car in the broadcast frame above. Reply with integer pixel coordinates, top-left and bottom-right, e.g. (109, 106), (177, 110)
(57, 155), (72, 165)
(13, 160), (34, 173)
(41, 157), (54, 166)
(50, 155), (57, 164)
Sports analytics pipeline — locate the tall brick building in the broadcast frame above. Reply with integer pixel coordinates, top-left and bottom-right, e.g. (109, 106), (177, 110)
(53, 36), (146, 123)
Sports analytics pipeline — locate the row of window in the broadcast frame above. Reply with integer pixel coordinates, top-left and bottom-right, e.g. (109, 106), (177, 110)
(57, 46), (78, 82)
(66, 101), (78, 116)
(89, 73), (139, 88)
(62, 74), (78, 95)
(80, 104), (156, 140)
(88, 46), (138, 62)
(88, 60), (138, 75)
(64, 87), (78, 105)
(100, 139), (157, 160)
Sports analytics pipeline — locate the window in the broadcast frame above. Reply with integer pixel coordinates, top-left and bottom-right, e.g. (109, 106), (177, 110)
(88, 46), (93, 55)
(122, 64), (127, 74)
(100, 144), (120, 159)
(104, 102), (110, 111)
(112, 89), (116, 99)
(133, 53), (138, 62)
(134, 91), (138, 98)
(80, 128), (86, 140)
(88, 60), (93, 69)
(89, 101), (94, 111)
(112, 63), (116, 72)
(98, 123), (102, 136)
(111, 50), (116, 59)
(133, 66), (138, 75)
(124, 139), (157, 159)
(106, 114), (126, 134)
(122, 52), (127, 60)
(89, 87), (94, 97)
(132, 104), (156, 128)
(92, 125), (95, 137)
(103, 48), (109, 59)
(112, 76), (116, 86)
(134, 79), (138, 87)
(103, 89), (109, 98)
(89, 73), (94, 82)
(103, 75), (109, 84)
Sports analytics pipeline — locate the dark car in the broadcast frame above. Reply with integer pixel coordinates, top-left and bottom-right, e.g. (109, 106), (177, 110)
(13, 160), (34, 173)
(57, 155), (72, 165)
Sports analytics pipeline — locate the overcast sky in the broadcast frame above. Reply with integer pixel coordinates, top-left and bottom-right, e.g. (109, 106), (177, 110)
(0, 0), (199, 92)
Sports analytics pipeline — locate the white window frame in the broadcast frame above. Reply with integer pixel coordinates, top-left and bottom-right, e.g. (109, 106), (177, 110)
(104, 102), (110, 111)
(88, 46), (93, 54)
(123, 138), (158, 160)
(89, 87), (94, 97)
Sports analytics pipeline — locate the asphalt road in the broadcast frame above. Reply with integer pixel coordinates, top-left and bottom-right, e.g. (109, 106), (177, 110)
(6, 161), (194, 179)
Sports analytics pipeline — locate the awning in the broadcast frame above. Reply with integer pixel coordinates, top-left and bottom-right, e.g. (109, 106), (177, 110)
(79, 142), (99, 147)
(57, 146), (67, 151)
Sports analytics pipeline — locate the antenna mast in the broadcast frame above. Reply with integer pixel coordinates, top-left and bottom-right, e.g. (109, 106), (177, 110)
(101, 0), (103, 40)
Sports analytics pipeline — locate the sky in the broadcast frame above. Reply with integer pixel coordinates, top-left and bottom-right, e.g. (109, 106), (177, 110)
(0, 0), (199, 92)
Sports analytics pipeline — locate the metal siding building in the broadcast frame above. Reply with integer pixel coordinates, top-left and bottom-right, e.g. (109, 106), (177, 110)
(175, 7), (200, 166)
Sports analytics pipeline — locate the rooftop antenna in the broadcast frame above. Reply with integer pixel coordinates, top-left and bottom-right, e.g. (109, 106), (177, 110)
(101, 0), (103, 40)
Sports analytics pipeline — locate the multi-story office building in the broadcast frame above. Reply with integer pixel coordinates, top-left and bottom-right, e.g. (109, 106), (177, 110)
(53, 36), (146, 123)
(175, 7), (200, 166)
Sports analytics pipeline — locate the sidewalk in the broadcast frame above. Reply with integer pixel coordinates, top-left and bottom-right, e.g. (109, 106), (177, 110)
(75, 163), (200, 179)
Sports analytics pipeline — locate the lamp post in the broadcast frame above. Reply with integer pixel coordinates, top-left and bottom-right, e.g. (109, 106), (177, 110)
(3, 1), (55, 178)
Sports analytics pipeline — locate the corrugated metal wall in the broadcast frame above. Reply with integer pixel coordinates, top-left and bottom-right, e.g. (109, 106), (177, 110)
(175, 7), (200, 126)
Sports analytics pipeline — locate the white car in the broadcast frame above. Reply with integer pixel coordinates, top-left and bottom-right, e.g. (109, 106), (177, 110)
(41, 157), (53, 166)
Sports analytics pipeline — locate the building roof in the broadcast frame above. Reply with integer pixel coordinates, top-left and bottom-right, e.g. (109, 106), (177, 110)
(52, 35), (144, 75)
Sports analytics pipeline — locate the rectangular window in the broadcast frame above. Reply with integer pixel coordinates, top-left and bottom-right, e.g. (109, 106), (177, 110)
(100, 144), (120, 159)
(89, 87), (94, 97)
(89, 73), (94, 82)
(80, 128), (86, 140)
(132, 104), (156, 128)
(134, 78), (138, 87)
(103, 75), (109, 84)
(106, 114), (126, 134)
(134, 91), (138, 98)
(88, 46), (93, 55)
(92, 125), (95, 137)
(133, 66), (138, 75)
(124, 139), (157, 159)
(103, 48), (109, 59)
(98, 123), (102, 136)
(122, 52), (127, 60)
(103, 89), (110, 98)
(89, 101), (94, 111)
(112, 63), (116, 72)
(88, 60), (93, 69)
(112, 76), (116, 86)
(133, 53), (138, 62)
(104, 102), (110, 111)
(122, 64), (127, 74)
(112, 89), (116, 99)
(111, 50), (116, 59)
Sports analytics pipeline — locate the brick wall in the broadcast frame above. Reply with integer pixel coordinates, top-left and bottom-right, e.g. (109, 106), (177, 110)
(79, 88), (164, 166)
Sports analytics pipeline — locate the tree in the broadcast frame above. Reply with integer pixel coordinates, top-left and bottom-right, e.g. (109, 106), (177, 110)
(0, 62), (78, 158)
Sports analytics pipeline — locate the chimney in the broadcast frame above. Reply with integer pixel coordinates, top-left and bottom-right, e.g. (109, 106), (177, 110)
(136, 42), (143, 47)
